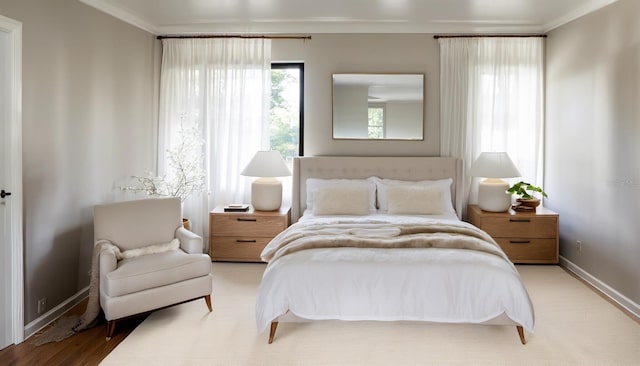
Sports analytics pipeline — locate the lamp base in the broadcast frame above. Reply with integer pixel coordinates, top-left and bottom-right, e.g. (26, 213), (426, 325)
(477, 178), (511, 212)
(251, 178), (282, 211)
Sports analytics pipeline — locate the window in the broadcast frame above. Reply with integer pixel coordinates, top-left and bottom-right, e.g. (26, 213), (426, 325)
(270, 63), (304, 170)
(367, 104), (385, 139)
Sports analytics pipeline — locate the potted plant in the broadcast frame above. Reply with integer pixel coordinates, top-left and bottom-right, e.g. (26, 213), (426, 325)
(507, 181), (548, 209)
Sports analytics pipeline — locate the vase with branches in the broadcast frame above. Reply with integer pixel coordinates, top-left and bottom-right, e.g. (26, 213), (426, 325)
(120, 119), (205, 202)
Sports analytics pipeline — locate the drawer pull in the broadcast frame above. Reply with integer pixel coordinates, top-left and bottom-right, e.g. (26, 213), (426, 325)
(509, 219), (531, 223)
(236, 239), (257, 243)
(510, 240), (531, 244)
(237, 218), (257, 222)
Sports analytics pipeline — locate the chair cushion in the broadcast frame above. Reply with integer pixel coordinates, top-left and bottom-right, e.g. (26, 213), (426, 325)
(104, 250), (211, 297)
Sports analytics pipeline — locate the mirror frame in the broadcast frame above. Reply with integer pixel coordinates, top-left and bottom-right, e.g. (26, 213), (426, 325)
(332, 73), (425, 141)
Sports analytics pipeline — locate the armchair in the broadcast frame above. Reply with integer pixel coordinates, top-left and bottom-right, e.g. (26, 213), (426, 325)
(93, 197), (212, 339)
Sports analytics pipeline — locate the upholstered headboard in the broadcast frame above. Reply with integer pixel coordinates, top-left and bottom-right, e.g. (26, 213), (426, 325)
(292, 156), (463, 223)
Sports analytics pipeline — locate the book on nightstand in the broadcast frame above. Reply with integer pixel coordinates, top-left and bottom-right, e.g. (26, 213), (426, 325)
(223, 204), (250, 212)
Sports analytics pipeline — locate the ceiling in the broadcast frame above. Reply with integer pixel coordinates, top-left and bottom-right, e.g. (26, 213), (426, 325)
(80, 0), (618, 36)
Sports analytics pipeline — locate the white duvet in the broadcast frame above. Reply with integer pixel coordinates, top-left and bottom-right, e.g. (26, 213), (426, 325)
(255, 213), (535, 334)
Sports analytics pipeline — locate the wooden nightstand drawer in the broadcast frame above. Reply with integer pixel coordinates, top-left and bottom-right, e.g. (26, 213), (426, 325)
(481, 216), (557, 238)
(467, 204), (559, 264)
(209, 206), (290, 262)
(210, 237), (272, 262)
(495, 238), (558, 263)
(211, 214), (287, 237)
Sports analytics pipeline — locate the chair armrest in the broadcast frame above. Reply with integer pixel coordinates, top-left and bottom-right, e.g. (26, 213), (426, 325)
(175, 226), (203, 254)
(99, 246), (117, 274)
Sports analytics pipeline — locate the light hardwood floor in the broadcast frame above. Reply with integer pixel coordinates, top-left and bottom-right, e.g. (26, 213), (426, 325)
(0, 300), (146, 366)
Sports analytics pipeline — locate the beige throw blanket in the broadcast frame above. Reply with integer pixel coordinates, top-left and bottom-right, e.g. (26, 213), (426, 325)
(75, 241), (119, 330)
(262, 221), (511, 265)
(33, 241), (116, 345)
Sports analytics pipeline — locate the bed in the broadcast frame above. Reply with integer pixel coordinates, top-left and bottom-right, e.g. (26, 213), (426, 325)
(255, 156), (535, 344)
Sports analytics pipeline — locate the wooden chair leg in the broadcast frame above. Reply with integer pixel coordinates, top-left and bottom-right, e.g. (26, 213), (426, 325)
(268, 322), (278, 344)
(204, 295), (213, 312)
(516, 326), (526, 345)
(106, 320), (116, 341)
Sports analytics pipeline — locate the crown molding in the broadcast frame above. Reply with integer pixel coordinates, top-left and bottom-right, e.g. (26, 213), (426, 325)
(79, 0), (160, 34)
(80, 0), (620, 36)
(544, 0), (619, 32)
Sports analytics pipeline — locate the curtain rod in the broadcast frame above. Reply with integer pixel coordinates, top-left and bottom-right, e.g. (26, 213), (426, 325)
(157, 34), (311, 40)
(434, 34), (546, 39)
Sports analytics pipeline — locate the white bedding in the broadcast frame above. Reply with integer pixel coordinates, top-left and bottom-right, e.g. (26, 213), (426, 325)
(255, 213), (535, 334)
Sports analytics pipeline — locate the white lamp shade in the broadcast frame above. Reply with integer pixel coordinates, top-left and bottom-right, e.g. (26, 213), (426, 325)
(469, 152), (521, 178)
(241, 150), (291, 178)
(470, 152), (521, 212)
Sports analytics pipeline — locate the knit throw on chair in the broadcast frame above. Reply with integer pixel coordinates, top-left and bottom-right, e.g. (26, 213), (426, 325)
(32, 241), (112, 345)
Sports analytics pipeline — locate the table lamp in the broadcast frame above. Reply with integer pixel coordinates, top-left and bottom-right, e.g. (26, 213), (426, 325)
(241, 150), (291, 211)
(469, 152), (521, 212)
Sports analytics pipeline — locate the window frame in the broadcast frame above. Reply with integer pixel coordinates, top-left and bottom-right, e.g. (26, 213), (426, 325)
(271, 62), (304, 156)
(367, 103), (386, 139)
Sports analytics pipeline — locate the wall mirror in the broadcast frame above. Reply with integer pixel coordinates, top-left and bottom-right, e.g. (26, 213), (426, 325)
(332, 73), (424, 140)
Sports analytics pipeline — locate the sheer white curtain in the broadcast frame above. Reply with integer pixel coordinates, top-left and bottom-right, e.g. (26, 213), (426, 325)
(159, 38), (272, 251)
(439, 37), (544, 215)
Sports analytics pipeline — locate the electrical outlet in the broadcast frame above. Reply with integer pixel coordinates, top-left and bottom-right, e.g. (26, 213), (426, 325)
(37, 298), (47, 314)
(576, 240), (582, 252)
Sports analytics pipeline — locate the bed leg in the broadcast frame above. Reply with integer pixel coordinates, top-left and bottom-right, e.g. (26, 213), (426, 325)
(268, 322), (278, 344)
(516, 326), (526, 345)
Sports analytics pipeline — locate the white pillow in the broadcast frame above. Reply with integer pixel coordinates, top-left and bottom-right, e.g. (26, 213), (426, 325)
(387, 186), (443, 215)
(306, 178), (377, 213)
(372, 177), (455, 214)
(313, 186), (370, 215)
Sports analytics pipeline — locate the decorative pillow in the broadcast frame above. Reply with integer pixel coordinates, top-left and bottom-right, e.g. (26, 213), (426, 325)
(115, 238), (180, 260)
(372, 177), (455, 214)
(387, 186), (444, 215)
(306, 178), (376, 213)
(313, 186), (370, 215)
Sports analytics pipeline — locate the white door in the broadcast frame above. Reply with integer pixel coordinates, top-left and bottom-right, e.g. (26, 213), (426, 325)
(0, 14), (23, 349)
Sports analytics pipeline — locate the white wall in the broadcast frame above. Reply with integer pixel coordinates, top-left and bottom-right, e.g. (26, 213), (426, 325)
(272, 34), (440, 155)
(546, 0), (640, 307)
(0, 0), (160, 324)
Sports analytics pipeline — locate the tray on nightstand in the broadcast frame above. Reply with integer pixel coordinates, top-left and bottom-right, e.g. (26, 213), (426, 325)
(223, 204), (250, 212)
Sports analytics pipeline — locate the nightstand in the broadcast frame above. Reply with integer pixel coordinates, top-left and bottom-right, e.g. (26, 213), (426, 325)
(467, 204), (559, 264)
(209, 206), (290, 262)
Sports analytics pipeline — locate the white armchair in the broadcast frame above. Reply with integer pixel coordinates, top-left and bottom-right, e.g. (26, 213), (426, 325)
(94, 197), (212, 339)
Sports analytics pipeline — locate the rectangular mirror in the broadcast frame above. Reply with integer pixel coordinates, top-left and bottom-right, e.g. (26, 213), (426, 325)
(332, 73), (424, 140)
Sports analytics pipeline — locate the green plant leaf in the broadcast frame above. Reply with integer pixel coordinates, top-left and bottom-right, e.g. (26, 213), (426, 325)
(507, 181), (548, 199)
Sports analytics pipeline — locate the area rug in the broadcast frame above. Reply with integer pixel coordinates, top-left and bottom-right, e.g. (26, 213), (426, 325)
(101, 263), (640, 365)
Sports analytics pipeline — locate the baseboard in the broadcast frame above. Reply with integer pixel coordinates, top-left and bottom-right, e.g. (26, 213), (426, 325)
(560, 256), (640, 320)
(23, 287), (89, 340)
